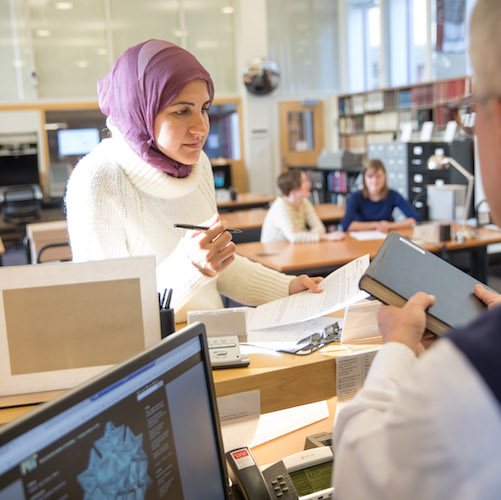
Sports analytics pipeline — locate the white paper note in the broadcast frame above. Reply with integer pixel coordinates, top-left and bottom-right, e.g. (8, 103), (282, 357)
(349, 231), (387, 241)
(248, 255), (370, 331)
(336, 350), (378, 411)
(341, 301), (382, 344)
(250, 400), (329, 448)
(218, 394), (329, 452)
(218, 390), (261, 452)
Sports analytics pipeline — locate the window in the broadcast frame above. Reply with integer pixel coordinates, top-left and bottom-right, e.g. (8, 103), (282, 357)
(430, 0), (475, 80)
(386, 0), (426, 87)
(267, 0), (340, 93)
(345, 0), (381, 92)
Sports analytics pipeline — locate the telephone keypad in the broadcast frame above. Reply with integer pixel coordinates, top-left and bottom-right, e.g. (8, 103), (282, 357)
(262, 461), (296, 499)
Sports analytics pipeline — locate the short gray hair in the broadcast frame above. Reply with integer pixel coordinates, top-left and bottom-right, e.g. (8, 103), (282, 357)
(470, 0), (501, 95)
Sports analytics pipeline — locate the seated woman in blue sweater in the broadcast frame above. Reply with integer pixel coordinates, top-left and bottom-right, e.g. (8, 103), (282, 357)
(342, 159), (419, 232)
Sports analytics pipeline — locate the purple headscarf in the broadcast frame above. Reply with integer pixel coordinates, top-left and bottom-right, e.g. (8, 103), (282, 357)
(97, 40), (214, 178)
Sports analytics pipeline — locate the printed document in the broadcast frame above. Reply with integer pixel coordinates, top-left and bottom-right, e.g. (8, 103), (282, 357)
(336, 350), (378, 412)
(246, 316), (343, 352)
(247, 255), (370, 331)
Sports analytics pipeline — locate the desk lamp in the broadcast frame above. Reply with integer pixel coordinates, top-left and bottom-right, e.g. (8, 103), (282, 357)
(426, 154), (476, 240)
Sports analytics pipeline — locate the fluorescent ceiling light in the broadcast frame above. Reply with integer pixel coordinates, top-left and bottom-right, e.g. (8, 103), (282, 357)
(96, 48), (108, 55)
(221, 6), (234, 14)
(55, 1), (73, 9)
(76, 60), (89, 68)
(35, 29), (51, 37)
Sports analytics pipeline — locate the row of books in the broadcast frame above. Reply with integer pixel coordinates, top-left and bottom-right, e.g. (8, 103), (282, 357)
(310, 191), (349, 206)
(338, 77), (472, 116)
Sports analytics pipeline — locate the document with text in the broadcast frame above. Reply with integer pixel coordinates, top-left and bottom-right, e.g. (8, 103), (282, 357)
(246, 316), (343, 352)
(247, 255), (370, 331)
(336, 349), (379, 412)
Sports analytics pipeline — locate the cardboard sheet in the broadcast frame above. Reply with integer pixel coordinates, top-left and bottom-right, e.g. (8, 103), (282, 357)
(0, 256), (160, 400)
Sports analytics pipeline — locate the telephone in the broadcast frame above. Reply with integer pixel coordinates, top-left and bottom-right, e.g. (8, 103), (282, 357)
(208, 335), (250, 369)
(226, 446), (334, 499)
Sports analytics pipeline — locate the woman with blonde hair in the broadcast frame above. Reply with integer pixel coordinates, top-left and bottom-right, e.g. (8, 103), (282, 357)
(341, 159), (419, 232)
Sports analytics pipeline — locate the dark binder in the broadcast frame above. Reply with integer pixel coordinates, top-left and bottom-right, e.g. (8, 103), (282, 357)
(359, 231), (492, 335)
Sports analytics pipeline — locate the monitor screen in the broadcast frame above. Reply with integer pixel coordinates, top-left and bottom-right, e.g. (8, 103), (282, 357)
(0, 324), (229, 500)
(57, 128), (100, 157)
(0, 155), (39, 187)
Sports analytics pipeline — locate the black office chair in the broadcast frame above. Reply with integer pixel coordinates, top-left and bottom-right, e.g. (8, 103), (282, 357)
(1, 185), (42, 254)
(2, 185), (41, 225)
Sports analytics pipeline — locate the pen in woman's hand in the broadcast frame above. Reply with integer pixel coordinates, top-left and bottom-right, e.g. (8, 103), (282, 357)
(173, 223), (242, 235)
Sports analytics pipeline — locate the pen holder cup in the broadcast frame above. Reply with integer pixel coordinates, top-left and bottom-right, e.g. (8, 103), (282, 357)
(160, 308), (176, 339)
(439, 224), (451, 242)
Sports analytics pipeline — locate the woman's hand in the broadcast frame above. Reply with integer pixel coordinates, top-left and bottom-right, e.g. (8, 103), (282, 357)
(374, 220), (392, 232)
(475, 284), (501, 309)
(183, 214), (236, 277)
(322, 231), (345, 241)
(289, 275), (323, 295)
(377, 292), (436, 355)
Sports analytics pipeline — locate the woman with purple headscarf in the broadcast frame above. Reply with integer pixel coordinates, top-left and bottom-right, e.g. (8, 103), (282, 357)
(66, 40), (322, 322)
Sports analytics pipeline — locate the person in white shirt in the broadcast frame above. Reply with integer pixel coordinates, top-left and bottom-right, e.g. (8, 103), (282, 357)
(260, 170), (345, 243)
(65, 40), (323, 323)
(333, 1), (501, 498)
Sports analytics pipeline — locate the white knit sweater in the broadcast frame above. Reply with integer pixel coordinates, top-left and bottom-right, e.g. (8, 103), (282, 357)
(65, 127), (293, 322)
(260, 197), (326, 243)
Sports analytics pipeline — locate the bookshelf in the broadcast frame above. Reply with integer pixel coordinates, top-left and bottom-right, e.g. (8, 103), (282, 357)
(289, 166), (362, 206)
(338, 76), (473, 153)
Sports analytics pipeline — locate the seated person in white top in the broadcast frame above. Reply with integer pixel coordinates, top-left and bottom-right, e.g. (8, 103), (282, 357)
(333, 2), (501, 498)
(260, 170), (345, 243)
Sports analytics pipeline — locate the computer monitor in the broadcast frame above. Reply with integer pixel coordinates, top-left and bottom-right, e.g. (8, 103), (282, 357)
(57, 128), (100, 157)
(0, 323), (230, 499)
(0, 155), (40, 187)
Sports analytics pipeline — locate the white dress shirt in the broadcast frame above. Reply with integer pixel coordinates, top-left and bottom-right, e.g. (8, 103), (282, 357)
(333, 339), (501, 500)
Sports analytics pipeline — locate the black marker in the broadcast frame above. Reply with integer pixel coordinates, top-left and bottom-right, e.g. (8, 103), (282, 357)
(173, 223), (242, 235)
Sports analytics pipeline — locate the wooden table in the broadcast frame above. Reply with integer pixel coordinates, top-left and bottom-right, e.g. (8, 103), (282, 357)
(26, 220), (70, 263)
(217, 193), (275, 212)
(236, 226), (501, 281)
(221, 204), (345, 243)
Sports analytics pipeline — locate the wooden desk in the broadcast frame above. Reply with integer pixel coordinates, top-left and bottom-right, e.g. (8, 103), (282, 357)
(217, 193), (275, 212)
(222, 204), (345, 231)
(0, 308), (345, 425)
(236, 226), (501, 281)
(222, 204), (345, 243)
(26, 220), (70, 263)
(213, 348), (337, 415)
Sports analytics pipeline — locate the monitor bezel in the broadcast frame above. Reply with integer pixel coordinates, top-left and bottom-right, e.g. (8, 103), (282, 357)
(0, 322), (231, 498)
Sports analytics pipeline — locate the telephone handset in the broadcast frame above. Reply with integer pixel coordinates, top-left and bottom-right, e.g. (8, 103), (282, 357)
(226, 447), (297, 499)
(226, 446), (334, 500)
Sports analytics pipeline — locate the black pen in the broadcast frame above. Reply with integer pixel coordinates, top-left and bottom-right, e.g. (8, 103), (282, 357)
(164, 289), (173, 309)
(173, 223), (242, 235)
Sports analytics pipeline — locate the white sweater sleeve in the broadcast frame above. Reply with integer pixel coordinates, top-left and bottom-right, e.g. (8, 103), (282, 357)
(66, 157), (215, 315)
(216, 255), (294, 305)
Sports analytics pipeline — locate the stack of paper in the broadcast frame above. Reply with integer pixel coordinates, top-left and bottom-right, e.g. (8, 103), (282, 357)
(245, 256), (370, 353)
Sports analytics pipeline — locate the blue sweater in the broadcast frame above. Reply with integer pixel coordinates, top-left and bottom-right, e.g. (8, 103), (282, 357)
(341, 190), (420, 231)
